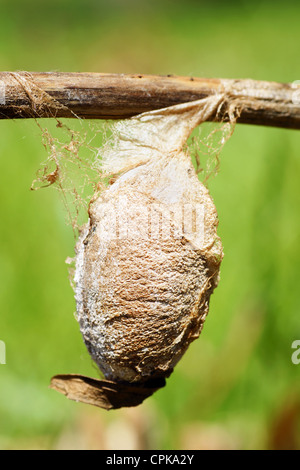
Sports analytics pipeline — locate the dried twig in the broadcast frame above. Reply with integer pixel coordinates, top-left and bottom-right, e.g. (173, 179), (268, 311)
(50, 374), (166, 410)
(0, 72), (299, 129)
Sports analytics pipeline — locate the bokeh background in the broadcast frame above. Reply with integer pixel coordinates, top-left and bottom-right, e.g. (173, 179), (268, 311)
(0, 0), (299, 450)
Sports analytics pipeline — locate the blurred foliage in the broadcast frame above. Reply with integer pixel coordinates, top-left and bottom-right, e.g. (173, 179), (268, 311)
(0, 0), (299, 450)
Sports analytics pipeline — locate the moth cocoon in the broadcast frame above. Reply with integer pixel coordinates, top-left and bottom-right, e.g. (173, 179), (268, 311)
(75, 96), (224, 385)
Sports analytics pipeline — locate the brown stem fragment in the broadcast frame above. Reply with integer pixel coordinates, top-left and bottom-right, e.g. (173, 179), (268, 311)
(0, 72), (299, 129)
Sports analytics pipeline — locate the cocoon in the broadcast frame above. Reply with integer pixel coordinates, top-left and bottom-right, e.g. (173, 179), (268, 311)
(75, 96), (224, 385)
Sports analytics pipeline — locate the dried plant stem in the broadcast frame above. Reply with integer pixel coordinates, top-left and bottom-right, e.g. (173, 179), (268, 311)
(0, 72), (299, 130)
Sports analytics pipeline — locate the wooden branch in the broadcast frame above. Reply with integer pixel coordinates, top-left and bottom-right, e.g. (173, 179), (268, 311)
(0, 72), (299, 129)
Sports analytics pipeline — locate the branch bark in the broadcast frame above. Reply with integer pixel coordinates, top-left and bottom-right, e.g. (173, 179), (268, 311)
(0, 72), (299, 129)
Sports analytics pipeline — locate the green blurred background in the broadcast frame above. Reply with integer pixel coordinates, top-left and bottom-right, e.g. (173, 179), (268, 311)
(0, 0), (299, 450)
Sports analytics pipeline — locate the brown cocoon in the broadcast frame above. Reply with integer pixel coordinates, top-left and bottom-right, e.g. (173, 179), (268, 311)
(75, 96), (225, 385)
